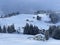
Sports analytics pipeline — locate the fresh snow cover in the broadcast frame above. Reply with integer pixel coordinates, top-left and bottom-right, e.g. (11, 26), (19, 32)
(0, 33), (60, 45)
(0, 14), (51, 32)
(38, 14), (51, 22)
(0, 14), (60, 45)
(0, 14), (59, 32)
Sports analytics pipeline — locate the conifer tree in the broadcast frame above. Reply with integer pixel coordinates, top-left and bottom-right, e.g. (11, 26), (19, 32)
(3, 25), (6, 33)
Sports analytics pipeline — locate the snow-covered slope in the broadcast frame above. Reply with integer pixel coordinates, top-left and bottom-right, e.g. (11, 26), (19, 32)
(0, 14), (59, 32)
(0, 14), (60, 45)
(0, 14), (51, 32)
(38, 14), (51, 21)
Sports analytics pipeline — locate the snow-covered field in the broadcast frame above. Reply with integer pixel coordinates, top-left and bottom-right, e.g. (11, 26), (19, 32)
(0, 33), (60, 45)
(0, 14), (60, 45)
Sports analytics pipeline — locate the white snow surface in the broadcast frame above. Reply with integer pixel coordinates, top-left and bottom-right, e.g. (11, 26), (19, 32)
(0, 14), (51, 30)
(0, 14), (60, 32)
(0, 14), (60, 45)
(38, 14), (51, 22)
(0, 33), (60, 45)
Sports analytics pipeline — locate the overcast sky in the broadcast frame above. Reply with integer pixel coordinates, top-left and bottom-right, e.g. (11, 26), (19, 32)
(0, 0), (60, 14)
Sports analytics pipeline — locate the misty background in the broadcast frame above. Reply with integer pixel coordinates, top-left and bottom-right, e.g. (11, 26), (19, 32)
(0, 0), (60, 14)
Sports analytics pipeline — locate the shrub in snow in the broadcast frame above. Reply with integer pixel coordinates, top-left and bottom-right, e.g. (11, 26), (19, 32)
(23, 23), (39, 35)
(37, 16), (41, 20)
(16, 27), (21, 34)
(33, 34), (46, 41)
(49, 13), (58, 23)
(52, 26), (60, 39)
(26, 19), (29, 21)
(7, 24), (16, 33)
(33, 17), (35, 19)
(40, 29), (46, 35)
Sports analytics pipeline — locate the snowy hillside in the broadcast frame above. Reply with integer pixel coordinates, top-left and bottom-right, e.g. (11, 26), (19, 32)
(0, 14), (60, 32)
(0, 14), (60, 45)
(0, 14), (52, 32)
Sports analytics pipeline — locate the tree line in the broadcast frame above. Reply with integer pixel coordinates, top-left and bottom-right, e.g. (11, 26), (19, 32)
(24, 23), (60, 40)
(0, 24), (16, 33)
(0, 11), (20, 18)
(0, 23), (60, 40)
